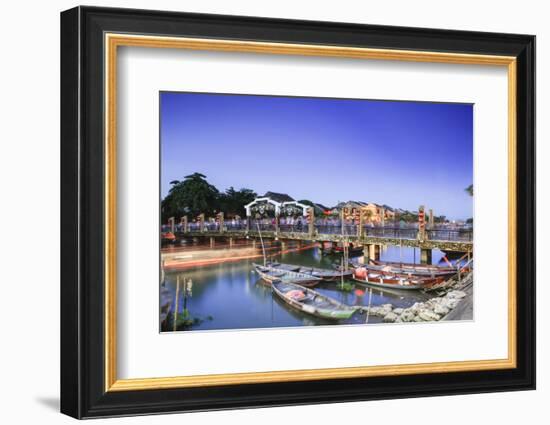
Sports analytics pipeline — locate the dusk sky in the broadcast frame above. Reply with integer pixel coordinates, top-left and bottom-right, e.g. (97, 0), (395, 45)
(160, 92), (473, 220)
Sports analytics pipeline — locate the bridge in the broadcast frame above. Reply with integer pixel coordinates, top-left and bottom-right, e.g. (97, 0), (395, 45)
(165, 198), (472, 264)
(167, 219), (472, 264)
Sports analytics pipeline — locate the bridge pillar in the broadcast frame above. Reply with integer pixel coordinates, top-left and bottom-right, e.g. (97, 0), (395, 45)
(180, 216), (188, 233)
(168, 217), (175, 233)
(307, 207), (314, 237)
(210, 237), (215, 248)
(418, 205), (426, 240)
(358, 210), (364, 238)
(218, 212), (224, 233)
(229, 237), (233, 248)
(365, 244), (380, 261)
(198, 214), (205, 232)
(252, 239), (257, 249)
(420, 248), (432, 265)
(281, 240), (286, 251)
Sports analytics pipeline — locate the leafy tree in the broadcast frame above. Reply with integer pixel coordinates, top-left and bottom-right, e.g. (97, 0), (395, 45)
(465, 184), (473, 196)
(219, 187), (257, 217)
(161, 173), (220, 221)
(399, 211), (418, 223)
(297, 199), (324, 216)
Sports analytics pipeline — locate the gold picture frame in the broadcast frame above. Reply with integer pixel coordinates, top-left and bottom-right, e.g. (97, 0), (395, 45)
(104, 34), (517, 392)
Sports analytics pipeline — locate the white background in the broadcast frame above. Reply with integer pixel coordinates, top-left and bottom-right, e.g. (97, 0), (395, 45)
(118, 47), (508, 379)
(0, 0), (545, 424)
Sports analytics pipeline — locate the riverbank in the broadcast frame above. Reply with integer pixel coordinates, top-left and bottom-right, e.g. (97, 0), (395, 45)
(442, 281), (473, 321)
(362, 272), (473, 323)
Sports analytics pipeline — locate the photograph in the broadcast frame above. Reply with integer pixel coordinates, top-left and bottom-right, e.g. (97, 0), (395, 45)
(159, 92), (474, 332)
(56, 4), (536, 419)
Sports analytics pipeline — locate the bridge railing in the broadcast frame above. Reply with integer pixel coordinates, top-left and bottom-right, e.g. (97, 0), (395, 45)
(279, 224), (307, 233)
(204, 222), (220, 232)
(225, 222), (248, 231)
(426, 229), (473, 242)
(363, 226), (418, 240)
(250, 221), (277, 232)
(313, 224), (356, 235)
(177, 220), (472, 243)
(187, 223), (201, 231)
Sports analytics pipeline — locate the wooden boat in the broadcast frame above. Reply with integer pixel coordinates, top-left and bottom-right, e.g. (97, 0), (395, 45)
(441, 250), (468, 260)
(271, 281), (358, 320)
(253, 263), (322, 287)
(266, 262), (301, 272)
(268, 262), (353, 281)
(161, 231), (176, 244)
(364, 259), (459, 277)
(330, 245), (364, 256)
(352, 266), (446, 290)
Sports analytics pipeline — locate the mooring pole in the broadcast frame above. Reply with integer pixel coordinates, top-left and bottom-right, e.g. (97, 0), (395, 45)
(340, 257), (344, 291)
(366, 288), (373, 324)
(256, 221), (267, 266)
(173, 276), (180, 331)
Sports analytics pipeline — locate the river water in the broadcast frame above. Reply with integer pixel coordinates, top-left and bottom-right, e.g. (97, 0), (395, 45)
(161, 244), (448, 332)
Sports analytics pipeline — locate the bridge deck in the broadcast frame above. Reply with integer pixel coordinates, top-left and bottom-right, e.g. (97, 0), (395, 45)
(176, 229), (472, 252)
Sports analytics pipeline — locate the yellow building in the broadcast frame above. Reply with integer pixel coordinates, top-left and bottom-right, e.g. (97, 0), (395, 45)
(336, 201), (395, 224)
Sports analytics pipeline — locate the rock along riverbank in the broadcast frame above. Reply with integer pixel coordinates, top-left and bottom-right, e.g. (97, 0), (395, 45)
(362, 272), (474, 323)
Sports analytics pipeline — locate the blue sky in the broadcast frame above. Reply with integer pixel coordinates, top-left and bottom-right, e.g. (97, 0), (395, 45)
(160, 92), (473, 220)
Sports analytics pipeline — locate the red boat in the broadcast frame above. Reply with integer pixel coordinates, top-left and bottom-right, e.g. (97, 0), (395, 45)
(330, 244), (364, 256)
(352, 266), (445, 290)
(366, 259), (460, 277)
(161, 231), (176, 244)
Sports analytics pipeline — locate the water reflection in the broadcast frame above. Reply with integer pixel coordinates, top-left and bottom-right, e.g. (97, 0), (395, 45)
(161, 245), (446, 332)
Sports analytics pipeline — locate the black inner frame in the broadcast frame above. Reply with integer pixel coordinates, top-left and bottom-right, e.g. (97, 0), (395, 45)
(60, 6), (535, 419)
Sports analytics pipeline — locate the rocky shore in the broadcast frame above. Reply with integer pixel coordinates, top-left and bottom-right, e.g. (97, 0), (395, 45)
(362, 272), (473, 323)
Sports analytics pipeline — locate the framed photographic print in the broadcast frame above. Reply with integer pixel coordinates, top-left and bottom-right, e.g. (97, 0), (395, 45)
(60, 6), (535, 419)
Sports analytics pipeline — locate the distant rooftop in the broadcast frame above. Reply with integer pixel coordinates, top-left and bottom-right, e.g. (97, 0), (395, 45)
(263, 191), (295, 203)
(261, 193), (402, 213)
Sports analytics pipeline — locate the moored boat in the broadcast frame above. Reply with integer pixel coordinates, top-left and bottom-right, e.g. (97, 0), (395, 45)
(441, 250), (468, 260)
(352, 266), (445, 290)
(364, 259), (459, 277)
(271, 281), (358, 320)
(253, 263), (322, 287)
(330, 245), (364, 256)
(161, 231), (177, 244)
(268, 262), (353, 281)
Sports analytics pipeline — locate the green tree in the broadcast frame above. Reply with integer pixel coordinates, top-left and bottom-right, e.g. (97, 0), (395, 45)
(297, 200), (317, 214)
(161, 173), (220, 221)
(399, 211), (418, 223)
(219, 187), (257, 217)
(465, 184), (473, 196)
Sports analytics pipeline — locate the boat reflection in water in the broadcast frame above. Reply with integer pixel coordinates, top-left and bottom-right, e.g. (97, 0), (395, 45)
(161, 245), (444, 332)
